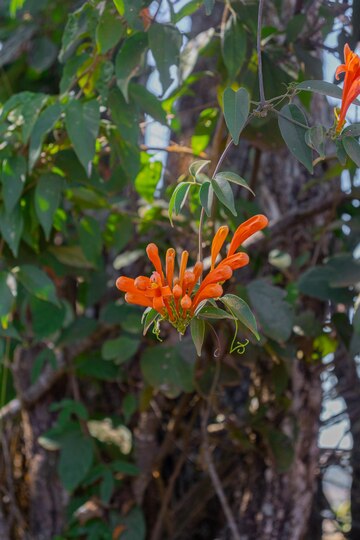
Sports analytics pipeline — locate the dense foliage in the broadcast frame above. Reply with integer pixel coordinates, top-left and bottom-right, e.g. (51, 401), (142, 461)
(0, 0), (359, 539)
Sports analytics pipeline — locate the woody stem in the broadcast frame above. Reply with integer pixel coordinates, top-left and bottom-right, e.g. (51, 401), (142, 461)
(198, 139), (234, 263)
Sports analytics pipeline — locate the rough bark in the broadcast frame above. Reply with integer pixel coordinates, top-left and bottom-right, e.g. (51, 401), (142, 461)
(12, 345), (67, 540)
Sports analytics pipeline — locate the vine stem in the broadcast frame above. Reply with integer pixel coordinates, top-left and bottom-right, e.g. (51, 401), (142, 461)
(201, 405), (241, 540)
(198, 139), (234, 262)
(257, 0), (266, 105)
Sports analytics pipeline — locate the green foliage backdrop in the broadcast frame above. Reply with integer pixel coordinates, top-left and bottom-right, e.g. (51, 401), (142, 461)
(0, 0), (359, 539)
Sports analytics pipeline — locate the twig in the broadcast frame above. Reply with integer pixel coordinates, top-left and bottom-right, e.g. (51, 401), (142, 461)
(198, 139), (234, 262)
(201, 407), (242, 540)
(257, 0), (266, 105)
(140, 143), (208, 158)
(150, 403), (199, 540)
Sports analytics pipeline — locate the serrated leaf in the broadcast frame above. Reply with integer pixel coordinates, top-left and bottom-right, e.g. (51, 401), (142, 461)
(65, 100), (100, 174)
(1, 156), (26, 214)
(199, 181), (213, 217)
(149, 23), (182, 94)
(190, 318), (205, 356)
(343, 137), (360, 167)
(223, 87), (249, 145)
(168, 182), (192, 225)
(211, 176), (237, 215)
(221, 294), (260, 340)
(16, 265), (59, 306)
(222, 15), (246, 81)
(35, 173), (63, 240)
(29, 103), (62, 171)
(115, 32), (148, 102)
(189, 159), (211, 178)
(214, 171), (254, 196)
(278, 104), (313, 173)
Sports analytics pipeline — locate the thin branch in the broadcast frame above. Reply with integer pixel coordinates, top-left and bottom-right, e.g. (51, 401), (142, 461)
(201, 407), (242, 540)
(140, 143), (208, 158)
(257, 0), (266, 105)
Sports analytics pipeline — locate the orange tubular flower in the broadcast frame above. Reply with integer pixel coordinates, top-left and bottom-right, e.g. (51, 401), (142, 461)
(335, 44), (360, 132)
(116, 214), (268, 334)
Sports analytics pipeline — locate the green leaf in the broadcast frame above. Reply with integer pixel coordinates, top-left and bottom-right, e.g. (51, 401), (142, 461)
(191, 108), (218, 155)
(223, 87), (249, 145)
(102, 336), (139, 364)
(16, 265), (59, 306)
(326, 254), (360, 288)
(0, 205), (23, 256)
(343, 137), (360, 167)
(297, 80), (354, 101)
(305, 126), (326, 158)
(75, 352), (119, 381)
(142, 308), (160, 335)
(221, 294), (260, 340)
(96, 6), (124, 54)
(0, 272), (14, 321)
(113, 0), (124, 16)
(211, 176), (237, 215)
(28, 37), (58, 73)
(266, 429), (294, 473)
(115, 32), (148, 102)
(108, 87), (140, 144)
(149, 23), (182, 94)
(189, 159), (211, 178)
(111, 460), (139, 476)
(30, 298), (66, 339)
(190, 318), (205, 356)
(278, 104), (313, 173)
(222, 15), (246, 81)
(29, 103), (62, 171)
(247, 280), (294, 342)
(58, 424), (94, 491)
(135, 159), (162, 203)
(10, 0), (25, 17)
(204, 0), (215, 15)
(141, 345), (194, 398)
(129, 83), (167, 125)
(78, 216), (102, 265)
(1, 156), (26, 214)
(342, 123), (360, 138)
(199, 181), (213, 217)
(35, 173), (63, 240)
(65, 100), (100, 174)
(100, 468), (114, 504)
(48, 245), (95, 269)
(214, 171), (255, 196)
(31, 348), (57, 384)
(116, 507), (146, 540)
(197, 305), (234, 320)
(298, 266), (353, 303)
(168, 182), (192, 225)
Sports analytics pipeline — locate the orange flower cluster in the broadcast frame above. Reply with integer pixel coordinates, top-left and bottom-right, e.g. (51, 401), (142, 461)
(116, 215), (268, 333)
(336, 44), (360, 132)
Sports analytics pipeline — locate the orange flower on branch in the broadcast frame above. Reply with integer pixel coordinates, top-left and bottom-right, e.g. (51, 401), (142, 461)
(335, 44), (360, 132)
(116, 215), (268, 334)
